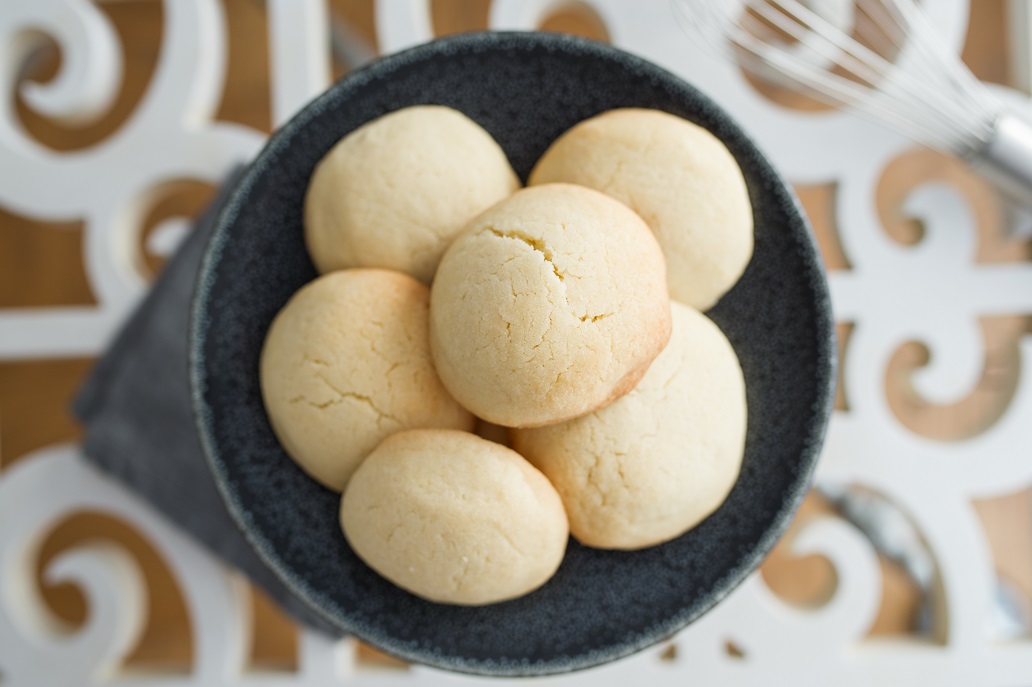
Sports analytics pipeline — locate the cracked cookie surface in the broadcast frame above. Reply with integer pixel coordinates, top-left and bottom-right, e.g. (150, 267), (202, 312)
(304, 105), (520, 284)
(260, 269), (474, 492)
(429, 183), (672, 428)
(529, 108), (753, 310)
(511, 302), (747, 550)
(340, 429), (568, 605)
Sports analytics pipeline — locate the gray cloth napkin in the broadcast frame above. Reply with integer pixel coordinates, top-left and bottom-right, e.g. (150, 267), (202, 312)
(73, 168), (341, 635)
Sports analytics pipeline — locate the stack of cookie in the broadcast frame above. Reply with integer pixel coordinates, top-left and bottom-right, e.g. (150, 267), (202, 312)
(260, 105), (753, 606)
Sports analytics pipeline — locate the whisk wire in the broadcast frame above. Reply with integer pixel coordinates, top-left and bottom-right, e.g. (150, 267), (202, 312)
(676, 0), (1032, 215)
(766, 0), (983, 144)
(859, 18), (990, 148)
(732, 5), (967, 149)
(745, 1), (889, 90)
(676, 0), (1001, 157)
(740, 32), (960, 148)
(892, 0), (998, 120)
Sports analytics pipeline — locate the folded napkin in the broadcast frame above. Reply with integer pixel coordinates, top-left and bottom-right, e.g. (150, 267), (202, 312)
(73, 168), (341, 635)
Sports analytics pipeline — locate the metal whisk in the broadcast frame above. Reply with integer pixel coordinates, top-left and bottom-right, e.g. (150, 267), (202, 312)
(676, 0), (1032, 212)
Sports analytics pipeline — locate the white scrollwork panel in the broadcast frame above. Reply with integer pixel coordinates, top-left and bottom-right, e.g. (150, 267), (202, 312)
(2, 538), (147, 684)
(2, 0), (1032, 684)
(376, 0), (434, 55)
(1, 0), (122, 128)
(0, 446), (252, 685)
(672, 516), (882, 682)
(267, 0), (331, 128)
(0, 0), (263, 361)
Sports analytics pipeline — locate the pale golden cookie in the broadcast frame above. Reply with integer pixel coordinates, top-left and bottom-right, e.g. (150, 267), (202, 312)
(340, 429), (569, 605)
(429, 183), (672, 428)
(529, 108), (753, 309)
(511, 302), (747, 550)
(304, 105), (520, 283)
(260, 269), (474, 492)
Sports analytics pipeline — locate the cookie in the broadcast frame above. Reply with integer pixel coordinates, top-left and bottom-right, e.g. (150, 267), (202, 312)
(340, 429), (569, 605)
(529, 108), (753, 309)
(511, 302), (746, 550)
(304, 105), (520, 284)
(260, 269), (474, 492)
(429, 183), (672, 428)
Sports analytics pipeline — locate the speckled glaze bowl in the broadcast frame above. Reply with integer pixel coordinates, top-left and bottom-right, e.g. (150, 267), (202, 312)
(190, 31), (835, 677)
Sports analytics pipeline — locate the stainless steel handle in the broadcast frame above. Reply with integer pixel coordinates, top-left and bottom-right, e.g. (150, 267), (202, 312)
(972, 112), (1032, 212)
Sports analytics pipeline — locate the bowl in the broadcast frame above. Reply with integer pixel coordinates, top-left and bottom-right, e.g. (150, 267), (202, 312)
(190, 31), (835, 677)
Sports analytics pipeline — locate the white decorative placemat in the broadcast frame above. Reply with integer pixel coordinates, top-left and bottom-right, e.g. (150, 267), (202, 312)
(1, 0), (1030, 684)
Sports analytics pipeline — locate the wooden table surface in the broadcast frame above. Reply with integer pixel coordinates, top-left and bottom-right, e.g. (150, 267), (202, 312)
(1, 0), (1029, 671)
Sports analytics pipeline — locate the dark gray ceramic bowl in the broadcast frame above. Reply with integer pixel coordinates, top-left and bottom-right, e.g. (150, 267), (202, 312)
(191, 31), (835, 677)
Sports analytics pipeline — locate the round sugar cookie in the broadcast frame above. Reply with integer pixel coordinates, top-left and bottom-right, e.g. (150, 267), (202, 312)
(511, 302), (747, 550)
(260, 269), (474, 492)
(529, 108), (753, 309)
(340, 429), (569, 605)
(304, 105), (520, 283)
(429, 183), (672, 428)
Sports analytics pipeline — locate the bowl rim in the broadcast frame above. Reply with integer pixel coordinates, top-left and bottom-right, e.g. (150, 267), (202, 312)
(189, 29), (836, 676)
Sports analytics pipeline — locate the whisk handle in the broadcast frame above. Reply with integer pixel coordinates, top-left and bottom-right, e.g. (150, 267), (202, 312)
(971, 113), (1032, 212)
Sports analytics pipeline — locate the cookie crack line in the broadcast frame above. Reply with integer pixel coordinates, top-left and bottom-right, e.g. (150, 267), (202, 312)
(481, 227), (614, 331)
(585, 451), (610, 508)
(369, 343), (403, 381)
(292, 373), (403, 426)
(288, 393), (341, 410)
(484, 227), (565, 282)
